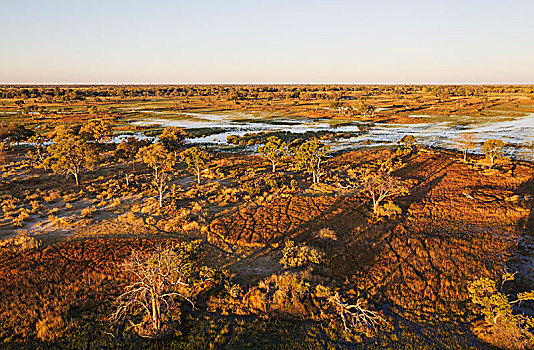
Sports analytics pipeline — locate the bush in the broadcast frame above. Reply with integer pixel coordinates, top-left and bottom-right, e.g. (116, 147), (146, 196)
(0, 234), (41, 252)
(225, 283), (243, 299)
(80, 206), (97, 218)
(1, 198), (17, 216)
(468, 274), (534, 349)
(315, 228), (337, 241)
(280, 240), (323, 268)
(44, 191), (61, 203)
(375, 201), (402, 219)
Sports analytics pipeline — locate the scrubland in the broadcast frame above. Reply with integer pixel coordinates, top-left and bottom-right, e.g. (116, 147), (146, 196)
(0, 85), (533, 349)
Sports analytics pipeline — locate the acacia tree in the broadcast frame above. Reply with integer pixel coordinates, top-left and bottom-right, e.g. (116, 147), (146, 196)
(137, 143), (175, 207)
(111, 242), (201, 338)
(360, 160), (410, 213)
(137, 143), (176, 183)
(159, 126), (186, 156)
(44, 133), (99, 186)
(482, 139), (505, 167)
(455, 133), (476, 162)
(180, 147), (209, 185)
(26, 134), (47, 165)
(79, 119), (111, 143)
(357, 102), (375, 119)
(294, 139), (330, 184)
(258, 136), (287, 173)
(115, 137), (149, 172)
(468, 273), (534, 349)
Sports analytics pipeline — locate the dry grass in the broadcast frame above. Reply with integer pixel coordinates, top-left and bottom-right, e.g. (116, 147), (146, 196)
(0, 127), (532, 348)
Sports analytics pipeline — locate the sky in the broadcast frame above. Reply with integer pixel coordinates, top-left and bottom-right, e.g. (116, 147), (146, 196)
(1, 0), (533, 84)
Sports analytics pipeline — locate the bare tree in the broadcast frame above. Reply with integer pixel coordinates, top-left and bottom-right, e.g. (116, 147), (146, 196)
(124, 172), (134, 187)
(455, 133), (476, 162)
(111, 242), (200, 338)
(360, 160), (409, 213)
(329, 292), (384, 333)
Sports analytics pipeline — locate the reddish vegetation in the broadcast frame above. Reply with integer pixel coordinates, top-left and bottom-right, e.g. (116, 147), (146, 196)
(0, 239), (159, 337)
(1, 84), (533, 347)
(211, 195), (358, 247)
(209, 149), (533, 325)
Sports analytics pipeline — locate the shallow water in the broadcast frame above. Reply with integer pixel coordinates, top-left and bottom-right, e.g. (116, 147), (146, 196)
(128, 112), (534, 160)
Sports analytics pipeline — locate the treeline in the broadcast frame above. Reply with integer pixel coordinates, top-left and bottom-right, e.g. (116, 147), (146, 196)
(1, 85), (533, 101)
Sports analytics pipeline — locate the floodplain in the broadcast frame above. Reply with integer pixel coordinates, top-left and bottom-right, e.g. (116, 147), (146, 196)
(0, 85), (533, 349)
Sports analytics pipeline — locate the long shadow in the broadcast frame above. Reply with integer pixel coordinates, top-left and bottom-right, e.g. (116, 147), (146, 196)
(219, 152), (456, 284)
(321, 154), (511, 333)
(510, 173), (534, 291)
(516, 175), (534, 235)
(205, 151), (510, 346)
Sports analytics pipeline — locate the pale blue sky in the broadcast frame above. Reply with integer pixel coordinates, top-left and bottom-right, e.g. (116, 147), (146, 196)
(1, 0), (533, 84)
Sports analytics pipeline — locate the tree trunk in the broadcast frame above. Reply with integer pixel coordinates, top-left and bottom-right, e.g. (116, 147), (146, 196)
(373, 201), (379, 213)
(151, 293), (159, 331)
(371, 193), (378, 213)
(197, 170), (201, 185)
(74, 172), (80, 186)
(155, 296), (161, 331)
(463, 149), (467, 162)
(272, 162), (276, 173)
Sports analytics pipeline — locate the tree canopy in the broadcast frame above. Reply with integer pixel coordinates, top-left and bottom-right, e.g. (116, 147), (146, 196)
(137, 143), (176, 182)
(0, 124), (35, 145)
(159, 126), (187, 155)
(294, 139), (330, 184)
(180, 147), (210, 185)
(258, 136), (288, 173)
(44, 131), (99, 186)
(79, 119), (111, 142)
(482, 139), (505, 167)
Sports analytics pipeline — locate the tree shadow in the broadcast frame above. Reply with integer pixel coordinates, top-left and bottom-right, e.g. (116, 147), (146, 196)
(323, 153), (514, 335)
(515, 175), (534, 235)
